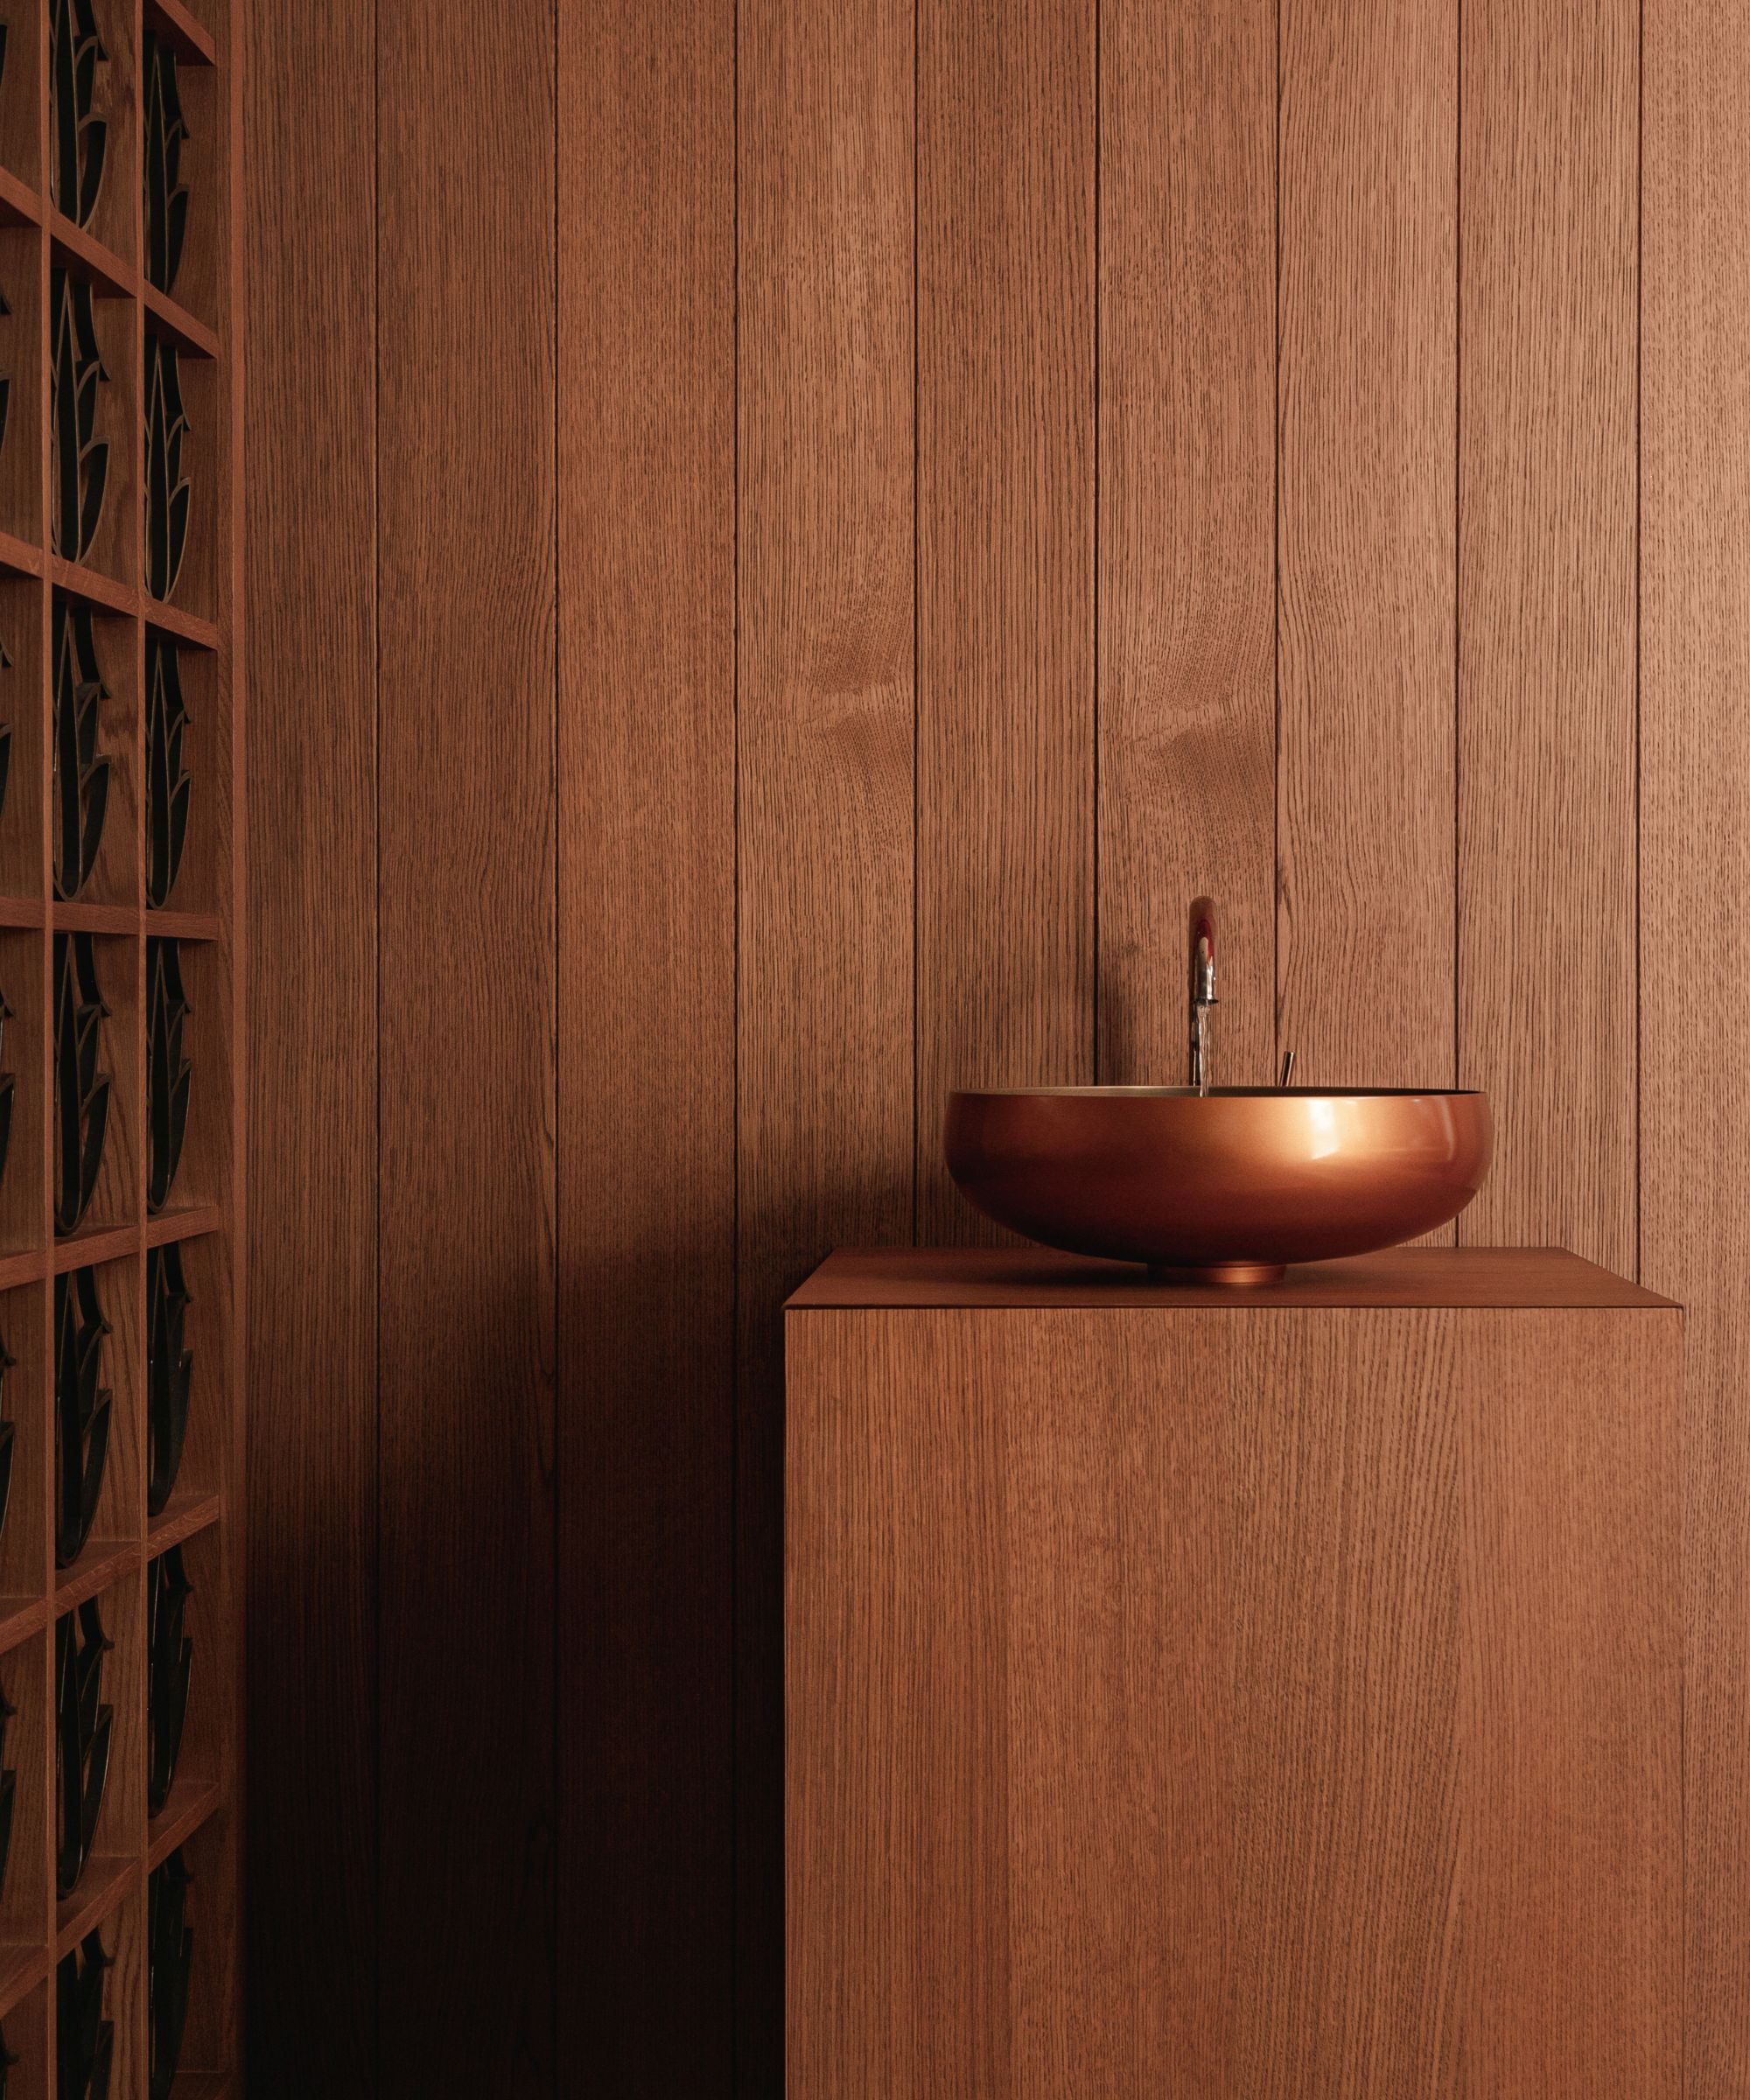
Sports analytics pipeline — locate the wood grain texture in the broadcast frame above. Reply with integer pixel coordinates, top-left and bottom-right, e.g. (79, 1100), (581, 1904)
(737, 0), (915, 2082)
(1642, 4), (1750, 2086)
(1001, 1314), (1231, 2095)
(242, 0), (378, 2087)
(1277, 0), (1457, 1093)
(558, 2), (737, 2091)
(788, 1302), (1680, 2096)
(786, 1309), (1018, 2096)
(216, 0), (249, 2073)
(1459, 1309), (1680, 2093)
(915, 0), (1096, 1236)
(1457, 0), (1638, 1270)
(789, 1242), (1673, 1310)
(1225, 1312), (1462, 2096)
(1098, 0), (1274, 1088)
(375, 4), (556, 2089)
(241, 0), (1728, 2082)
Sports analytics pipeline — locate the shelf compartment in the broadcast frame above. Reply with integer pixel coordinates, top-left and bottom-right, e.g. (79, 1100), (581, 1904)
(50, 0), (139, 275)
(146, 1230), (223, 1526)
(0, 5), (41, 192)
(0, 936), (46, 1256)
(52, 594), (139, 913)
(143, 20), (217, 340)
(0, 225), (42, 548)
(147, 1526), (209, 1820)
(0, 578), (46, 902)
(53, 933), (140, 1242)
(0, 1631), (46, 1959)
(164, 1805), (231, 2086)
(144, 330), (211, 620)
(150, 935), (223, 1216)
(57, 1884), (146, 2098)
(53, 1257), (142, 1573)
(144, 1543), (188, 1816)
(0, 1284), (46, 1600)
(148, 1841), (192, 2092)
(49, 262), (136, 591)
(53, 1566), (140, 1922)
(145, 630), (225, 919)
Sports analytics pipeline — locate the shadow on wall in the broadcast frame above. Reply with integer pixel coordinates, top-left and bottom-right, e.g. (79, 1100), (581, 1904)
(248, 1254), (559, 2094)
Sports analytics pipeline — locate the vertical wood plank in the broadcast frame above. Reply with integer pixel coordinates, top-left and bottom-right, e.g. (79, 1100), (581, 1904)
(218, 0), (250, 2070)
(559, 0), (737, 2091)
(1227, 1311), (1462, 2096)
(1000, 1313), (1233, 2096)
(1098, 0), (1275, 1087)
(915, 0), (1096, 1235)
(1457, 0), (1638, 1270)
(242, 0), (378, 2088)
(375, 4), (556, 2088)
(1460, 1312), (1680, 2093)
(787, 1311), (1015, 2096)
(1277, 0), (1457, 1090)
(737, 0), (915, 2083)
(1642, 4), (1750, 2085)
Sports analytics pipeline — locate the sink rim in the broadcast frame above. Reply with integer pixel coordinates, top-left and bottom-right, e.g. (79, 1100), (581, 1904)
(950, 1084), (1485, 1100)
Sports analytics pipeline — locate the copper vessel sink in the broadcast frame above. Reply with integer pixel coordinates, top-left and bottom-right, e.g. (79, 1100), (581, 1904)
(944, 1086), (1493, 1284)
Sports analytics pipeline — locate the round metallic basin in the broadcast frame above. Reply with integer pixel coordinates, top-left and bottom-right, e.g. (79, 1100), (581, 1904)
(944, 1087), (1493, 1284)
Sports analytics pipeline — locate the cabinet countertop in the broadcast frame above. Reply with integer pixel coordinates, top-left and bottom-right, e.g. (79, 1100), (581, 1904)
(786, 1243), (1678, 1312)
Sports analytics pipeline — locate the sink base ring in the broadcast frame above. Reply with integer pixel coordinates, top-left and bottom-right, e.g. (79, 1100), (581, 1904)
(1147, 1259), (1287, 1287)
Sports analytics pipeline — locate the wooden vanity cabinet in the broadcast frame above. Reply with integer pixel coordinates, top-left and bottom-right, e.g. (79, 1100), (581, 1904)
(786, 1247), (1680, 2098)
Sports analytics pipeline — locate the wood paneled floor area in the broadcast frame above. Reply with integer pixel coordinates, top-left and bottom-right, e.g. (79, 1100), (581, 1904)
(243, 0), (1740, 2092)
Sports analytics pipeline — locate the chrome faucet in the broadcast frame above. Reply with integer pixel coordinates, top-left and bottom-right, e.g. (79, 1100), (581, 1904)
(1188, 896), (1217, 1095)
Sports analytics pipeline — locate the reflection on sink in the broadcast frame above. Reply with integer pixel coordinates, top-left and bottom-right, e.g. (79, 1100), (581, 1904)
(943, 1085), (1493, 1284)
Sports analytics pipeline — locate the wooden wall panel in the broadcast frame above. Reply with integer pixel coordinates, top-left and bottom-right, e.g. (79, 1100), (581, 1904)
(374, 3), (556, 2089)
(914, 0), (1096, 1235)
(242, 0), (379, 2090)
(1642, 4), (1750, 2086)
(1098, 0), (1275, 1088)
(242, 0), (1750, 2083)
(737, 0), (915, 2083)
(1277, 0), (1457, 1092)
(1457, 0), (1638, 1270)
(560, 1), (737, 2092)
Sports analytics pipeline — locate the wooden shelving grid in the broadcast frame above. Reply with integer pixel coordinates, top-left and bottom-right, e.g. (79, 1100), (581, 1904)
(0, 0), (244, 2091)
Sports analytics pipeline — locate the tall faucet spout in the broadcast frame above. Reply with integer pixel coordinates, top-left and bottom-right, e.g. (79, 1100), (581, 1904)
(1188, 896), (1217, 1095)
